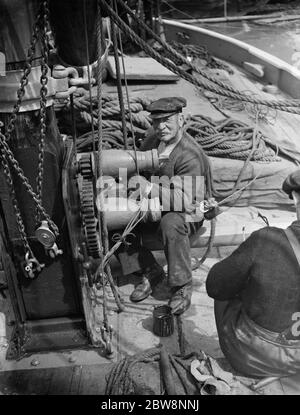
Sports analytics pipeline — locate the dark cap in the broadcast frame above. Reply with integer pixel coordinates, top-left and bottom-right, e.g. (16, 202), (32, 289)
(282, 169), (300, 199)
(147, 97), (187, 119)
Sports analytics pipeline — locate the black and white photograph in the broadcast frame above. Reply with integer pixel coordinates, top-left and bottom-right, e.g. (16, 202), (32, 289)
(1, 0), (300, 401)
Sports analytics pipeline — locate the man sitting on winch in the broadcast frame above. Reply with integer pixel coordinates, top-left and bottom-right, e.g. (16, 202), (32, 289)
(116, 96), (212, 315)
(206, 170), (300, 378)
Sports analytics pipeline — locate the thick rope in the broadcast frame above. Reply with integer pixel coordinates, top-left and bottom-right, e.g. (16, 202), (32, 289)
(99, 0), (300, 114)
(110, 1), (128, 148)
(96, 0), (124, 313)
(114, 0), (142, 183)
(156, 40), (234, 75)
(117, 0), (234, 75)
(79, 112), (148, 136)
(93, 102), (144, 118)
(83, 0), (97, 154)
(116, 0), (300, 109)
(70, 94), (152, 143)
(185, 115), (280, 162)
(105, 347), (161, 394)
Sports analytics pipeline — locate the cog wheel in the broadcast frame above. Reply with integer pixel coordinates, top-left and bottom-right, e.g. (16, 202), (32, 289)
(80, 178), (101, 258)
(79, 154), (93, 179)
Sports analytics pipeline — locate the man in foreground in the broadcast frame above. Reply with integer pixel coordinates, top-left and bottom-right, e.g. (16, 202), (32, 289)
(206, 170), (300, 377)
(117, 96), (211, 314)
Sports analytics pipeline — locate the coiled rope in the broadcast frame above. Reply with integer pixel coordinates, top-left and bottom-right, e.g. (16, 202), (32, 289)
(99, 0), (300, 114)
(185, 115), (280, 162)
(105, 347), (161, 394)
(75, 95), (153, 151)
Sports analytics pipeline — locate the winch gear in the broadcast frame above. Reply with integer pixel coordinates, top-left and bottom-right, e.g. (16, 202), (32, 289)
(80, 178), (101, 259)
(79, 154), (93, 179)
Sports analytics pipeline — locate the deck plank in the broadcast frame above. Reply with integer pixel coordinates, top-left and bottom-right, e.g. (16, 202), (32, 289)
(106, 56), (179, 81)
(48, 366), (75, 395)
(0, 364), (114, 395)
(69, 365), (83, 395)
(77, 364), (113, 395)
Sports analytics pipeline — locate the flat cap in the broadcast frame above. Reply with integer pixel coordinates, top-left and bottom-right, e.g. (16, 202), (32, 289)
(147, 97), (187, 119)
(282, 169), (300, 199)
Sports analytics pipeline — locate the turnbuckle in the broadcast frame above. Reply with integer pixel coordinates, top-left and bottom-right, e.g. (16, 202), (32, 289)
(23, 251), (45, 279)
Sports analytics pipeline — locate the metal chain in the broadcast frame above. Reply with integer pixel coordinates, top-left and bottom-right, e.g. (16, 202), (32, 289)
(0, 0), (59, 236)
(0, 135), (33, 258)
(0, 130), (58, 231)
(36, 0), (50, 222)
(5, 3), (44, 142)
(0, 0), (59, 238)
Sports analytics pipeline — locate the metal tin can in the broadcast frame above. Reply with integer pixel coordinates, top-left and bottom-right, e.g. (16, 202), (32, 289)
(153, 305), (174, 337)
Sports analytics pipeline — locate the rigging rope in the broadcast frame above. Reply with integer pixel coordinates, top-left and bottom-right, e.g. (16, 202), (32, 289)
(156, 40), (233, 73)
(160, 0), (196, 20)
(83, 0), (97, 154)
(110, 1), (128, 149)
(114, 0), (142, 183)
(95, 0), (125, 314)
(100, 204), (148, 269)
(99, 0), (300, 114)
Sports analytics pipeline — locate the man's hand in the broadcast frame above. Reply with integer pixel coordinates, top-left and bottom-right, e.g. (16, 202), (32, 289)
(128, 175), (152, 201)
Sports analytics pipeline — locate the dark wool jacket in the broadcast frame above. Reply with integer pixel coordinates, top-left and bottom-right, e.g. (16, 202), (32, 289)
(141, 131), (211, 213)
(206, 221), (300, 334)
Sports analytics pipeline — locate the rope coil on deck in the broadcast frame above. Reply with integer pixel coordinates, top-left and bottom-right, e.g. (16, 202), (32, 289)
(67, 94), (154, 151)
(105, 347), (161, 394)
(185, 115), (280, 162)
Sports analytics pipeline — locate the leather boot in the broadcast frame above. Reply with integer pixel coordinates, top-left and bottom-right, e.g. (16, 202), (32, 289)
(130, 276), (152, 302)
(168, 281), (193, 315)
(130, 263), (165, 302)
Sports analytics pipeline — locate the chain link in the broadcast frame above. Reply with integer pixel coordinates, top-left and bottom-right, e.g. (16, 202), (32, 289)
(1, 0), (44, 255)
(0, 126), (33, 258)
(36, 1), (50, 222)
(5, 3), (43, 142)
(0, 0), (59, 262)
(0, 132), (58, 233)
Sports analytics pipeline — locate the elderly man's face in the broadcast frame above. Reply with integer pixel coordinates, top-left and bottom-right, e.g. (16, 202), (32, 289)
(152, 113), (183, 143)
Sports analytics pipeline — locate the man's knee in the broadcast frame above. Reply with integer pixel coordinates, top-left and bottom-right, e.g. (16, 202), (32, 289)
(159, 212), (187, 240)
